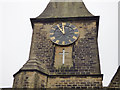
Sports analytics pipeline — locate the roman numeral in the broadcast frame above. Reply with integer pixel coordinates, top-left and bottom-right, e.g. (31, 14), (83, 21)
(50, 33), (54, 35)
(55, 40), (59, 44)
(62, 41), (65, 45)
(73, 27), (77, 30)
(74, 32), (79, 34)
(73, 36), (77, 39)
(69, 40), (72, 43)
(50, 37), (55, 40)
(52, 28), (56, 30)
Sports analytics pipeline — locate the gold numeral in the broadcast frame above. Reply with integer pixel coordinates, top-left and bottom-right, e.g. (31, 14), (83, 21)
(73, 36), (77, 39)
(69, 40), (72, 43)
(55, 40), (59, 44)
(73, 27), (77, 30)
(50, 37), (55, 40)
(62, 41), (65, 45)
(50, 33), (54, 35)
(62, 22), (66, 26)
(52, 28), (56, 30)
(74, 32), (79, 34)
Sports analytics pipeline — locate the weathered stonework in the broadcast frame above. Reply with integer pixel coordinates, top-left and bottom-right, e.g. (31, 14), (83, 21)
(23, 19), (101, 75)
(13, 0), (104, 88)
(13, 71), (47, 88)
(47, 76), (102, 88)
(108, 66), (120, 88)
(13, 17), (103, 88)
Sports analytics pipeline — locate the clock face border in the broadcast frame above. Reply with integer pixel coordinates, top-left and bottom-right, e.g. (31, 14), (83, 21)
(49, 22), (79, 46)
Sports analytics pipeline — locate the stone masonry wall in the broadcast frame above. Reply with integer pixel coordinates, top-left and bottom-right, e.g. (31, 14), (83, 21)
(13, 71), (47, 88)
(47, 76), (102, 88)
(29, 19), (101, 75)
(29, 23), (54, 69)
(109, 66), (120, 88)
(13, 72), (102, 88)
(13, 18), (103, 88)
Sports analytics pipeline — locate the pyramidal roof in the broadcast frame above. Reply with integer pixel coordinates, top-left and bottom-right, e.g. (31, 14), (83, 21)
(37, 0), (93, 18)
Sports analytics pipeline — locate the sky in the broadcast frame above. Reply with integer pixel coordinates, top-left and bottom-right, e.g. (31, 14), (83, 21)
(0, 0), (119, 88)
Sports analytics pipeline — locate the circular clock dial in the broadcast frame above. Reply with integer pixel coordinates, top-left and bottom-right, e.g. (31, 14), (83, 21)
(50, 23), (79, 45)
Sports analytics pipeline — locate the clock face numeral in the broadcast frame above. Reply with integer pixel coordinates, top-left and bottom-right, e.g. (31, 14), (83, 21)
(50, 37), (55, 40)
(50, 33), (54, 35)
(62, 41), (65, 45)
(74, 32), (79, 34)
(55, 40), (59, 44)
(50, 23), (79, 45)
(73, 27), (77, 30)
(62, 23), (66, 27)
(52, 28), (56, 30)
(72, 36), (77, 40)
(69, 40), (72, 43)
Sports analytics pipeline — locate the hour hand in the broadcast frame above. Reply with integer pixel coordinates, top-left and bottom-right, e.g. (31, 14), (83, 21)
(62, 23), (66, 34)
(57, 25), (64, 34)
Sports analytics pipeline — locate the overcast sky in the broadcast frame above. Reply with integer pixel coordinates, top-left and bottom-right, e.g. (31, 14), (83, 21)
(0, 0), (119, 88)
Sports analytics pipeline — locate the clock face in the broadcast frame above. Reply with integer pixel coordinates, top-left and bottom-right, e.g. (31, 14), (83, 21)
(50, 23), (79, 45)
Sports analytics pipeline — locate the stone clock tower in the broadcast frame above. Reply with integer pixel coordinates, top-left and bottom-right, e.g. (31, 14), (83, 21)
(13, 0), (103, 88)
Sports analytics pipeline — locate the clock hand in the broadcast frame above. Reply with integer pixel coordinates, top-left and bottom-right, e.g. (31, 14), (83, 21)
(62, 23), (66, 34)
(57, 24), (64, 34)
